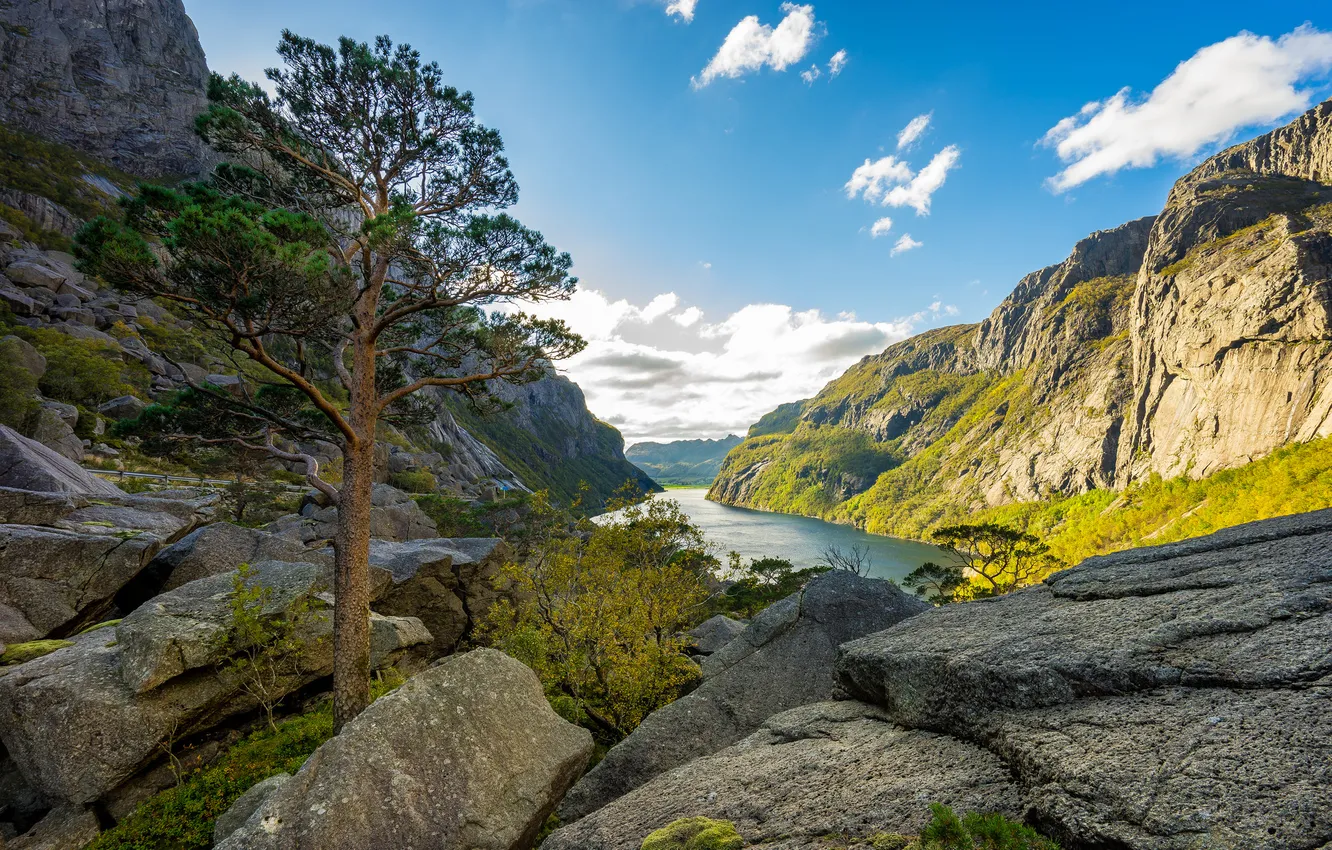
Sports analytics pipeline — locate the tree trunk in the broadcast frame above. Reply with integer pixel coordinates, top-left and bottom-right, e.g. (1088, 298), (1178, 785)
(332, 435), (374, 732)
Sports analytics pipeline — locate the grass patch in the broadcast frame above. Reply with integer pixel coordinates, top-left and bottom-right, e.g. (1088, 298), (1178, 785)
(1, 639), (73, 665)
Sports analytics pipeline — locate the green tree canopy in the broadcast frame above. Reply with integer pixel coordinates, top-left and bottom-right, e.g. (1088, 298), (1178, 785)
(77, 31), (583, 728)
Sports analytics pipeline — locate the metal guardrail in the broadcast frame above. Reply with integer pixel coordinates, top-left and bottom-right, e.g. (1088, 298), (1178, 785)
(84, 468), (309, 492)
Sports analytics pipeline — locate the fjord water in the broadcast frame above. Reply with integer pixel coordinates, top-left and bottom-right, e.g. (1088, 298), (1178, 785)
(660, 487), (946, 583)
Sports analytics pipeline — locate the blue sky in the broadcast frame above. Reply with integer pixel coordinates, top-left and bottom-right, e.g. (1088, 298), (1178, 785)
(183, 0), (1332, 442)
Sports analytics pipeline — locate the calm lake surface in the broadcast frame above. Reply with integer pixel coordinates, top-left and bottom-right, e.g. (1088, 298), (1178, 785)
(646, 487), (946, 584)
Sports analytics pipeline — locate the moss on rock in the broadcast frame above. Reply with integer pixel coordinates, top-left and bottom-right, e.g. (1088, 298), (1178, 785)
(641, 816), (746, 850)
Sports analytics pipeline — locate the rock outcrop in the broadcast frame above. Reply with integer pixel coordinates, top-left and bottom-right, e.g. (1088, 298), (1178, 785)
(551, 509), (1332, 849)
(0, 484), (213, 642)
(711, 99), (1332, 536)
(369, 537), (512, 655)
(215, 649), (594, 850)
(0, 0), (210, 177)
(0, 560), (429, 806)
(685, 614), (747, 656)
(835, 509), (1332, 849)
(0, 426), (123, 497)
(268, 484), (438, 544)
(558, 571), (929, 822)
(544, 702), (1023, 850)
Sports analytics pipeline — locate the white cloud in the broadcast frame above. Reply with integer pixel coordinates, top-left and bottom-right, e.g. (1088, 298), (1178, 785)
(801, 64), (821, 85)
(672, 306), (704, 327)
(692, 3), (818, 88)
(828, 49), (848, 77)
(845, 155), (913, 203)
(883, 145), (960, 214)
(640, 292), (679, 322)
(701, 261), (712, 269)
(869, 216), (894, 238)
(845, 145), (960, 215)
(1043, 25), (1332, 192)
(891, 233), (922, 255)
(896, 112), (931, 150)
(665, 0), (698, 22)
(518, 289), (926, 442)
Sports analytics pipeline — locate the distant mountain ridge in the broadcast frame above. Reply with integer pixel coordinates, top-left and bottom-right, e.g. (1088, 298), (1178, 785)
(711, 100), (1332, 538)
(626, 435), (744, 485)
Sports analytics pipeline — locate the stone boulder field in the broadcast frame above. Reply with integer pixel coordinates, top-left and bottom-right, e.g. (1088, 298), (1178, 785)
(546, 509), (1332, 850)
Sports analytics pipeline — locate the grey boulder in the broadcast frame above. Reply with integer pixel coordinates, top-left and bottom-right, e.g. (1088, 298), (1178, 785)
(0, 562), (429, 805)
(216, 649), (593, 850)
(685, 614), (747, 655)
(837, 508), (1332, 850)
(0, 525), (163, 642)
(29, 407), (83, 462)
(2, 336), (45, 378)
(0, 425), (124, 496)
(543, 701), (1022, 850)
(97, 395), (147, 421)
(152, 522), (333, 592)
(369, 537), (511, 655)
(213, 773), (290, 845)
(558, 570), (930, 822)
(270, 485), (437, 544)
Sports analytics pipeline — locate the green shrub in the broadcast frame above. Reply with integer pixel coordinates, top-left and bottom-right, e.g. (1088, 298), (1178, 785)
(0, 338), (39, 429)
(9, 326), (149, 407)
(641, 817), (746, 850)
(389, 470), (438, 494)
(1, 639), (74, 665)
(413, 493), (488, 537)
(906, 804), (1059, 850)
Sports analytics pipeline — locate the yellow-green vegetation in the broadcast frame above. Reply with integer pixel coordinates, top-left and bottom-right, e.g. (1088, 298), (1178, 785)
(388, 470), (438, 494)
(972, 433), (1332, 566)
(640, 817), (746, 850)
(0, 336), (40, 429)
(904, 524), (1063, 604)
(88, 670), (404, 850)
(484, 492), (714, 740)
(78, 618), (122, 634)
(840, 372), (1018, 535)
(214, 563), (326, 730)
(637, 806), (1057, 850)
(1047, 275), (1134, 337)
(0, 639), (74, 665)
(6, 322), (151, 406)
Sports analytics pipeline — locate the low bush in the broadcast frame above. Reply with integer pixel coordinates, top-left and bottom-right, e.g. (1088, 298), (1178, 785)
(389, 470), (437, 494)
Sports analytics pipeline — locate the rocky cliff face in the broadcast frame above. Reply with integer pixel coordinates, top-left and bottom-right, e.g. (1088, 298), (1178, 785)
(712, 100), (1332, 535)
(0, 0), (210, 178)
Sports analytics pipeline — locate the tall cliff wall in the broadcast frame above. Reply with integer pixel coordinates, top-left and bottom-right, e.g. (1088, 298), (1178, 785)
(0, 0), (210, 177)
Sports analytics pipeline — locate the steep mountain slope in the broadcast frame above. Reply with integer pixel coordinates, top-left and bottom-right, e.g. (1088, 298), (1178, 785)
(0, 0), (645, 509)
(626, 435), (743, 485)
(0, 0), (210, 178)
(439, 370), (658, 509)
(712, 100), (1332, 537)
